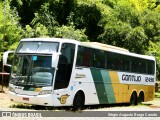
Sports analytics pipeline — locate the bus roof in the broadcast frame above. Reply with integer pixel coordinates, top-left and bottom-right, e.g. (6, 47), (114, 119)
(80, 42), (155, 61)
(20, 38), (80, 44)
(20, 38), (155, 61)
(81, 42), (129, 52)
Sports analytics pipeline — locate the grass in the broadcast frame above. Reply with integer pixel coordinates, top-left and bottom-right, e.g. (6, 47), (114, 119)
(155, 92), (160, 98)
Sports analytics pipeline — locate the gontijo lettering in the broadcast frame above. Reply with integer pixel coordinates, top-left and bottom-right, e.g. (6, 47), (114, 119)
(122, 74), (141, 82)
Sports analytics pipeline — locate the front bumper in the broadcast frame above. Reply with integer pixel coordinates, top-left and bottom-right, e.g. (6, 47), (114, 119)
(9, 91), (53, 106)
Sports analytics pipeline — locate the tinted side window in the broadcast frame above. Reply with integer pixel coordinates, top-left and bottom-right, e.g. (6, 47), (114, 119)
(76, 46), (105, 69)
(147, 60), (155, 75)
(76, 46), (155, 75)
(76, 46), (92, 67)
(89, 49), (105, 68)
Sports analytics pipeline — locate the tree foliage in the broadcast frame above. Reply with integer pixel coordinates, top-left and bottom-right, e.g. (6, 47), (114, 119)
(0, 0), (160, 79)
(54, 25), (88, 41)
(0, 0), (23, 59)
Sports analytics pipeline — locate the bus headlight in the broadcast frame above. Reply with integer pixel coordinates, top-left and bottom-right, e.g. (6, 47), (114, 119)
(38, 90), (52, 95)
(9, 87), (16, 93)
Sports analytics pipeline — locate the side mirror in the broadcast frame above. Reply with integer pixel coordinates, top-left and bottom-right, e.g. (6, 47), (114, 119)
(3, 51), (15, 67)
(52, 52), (60, 68)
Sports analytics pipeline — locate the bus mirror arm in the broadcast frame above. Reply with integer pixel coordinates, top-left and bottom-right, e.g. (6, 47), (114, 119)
(3, 51), (15, 67)
(52, 52), (61, 68)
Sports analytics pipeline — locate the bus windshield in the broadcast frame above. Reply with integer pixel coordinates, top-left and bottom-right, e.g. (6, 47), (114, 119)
(10, 55), (54, 87)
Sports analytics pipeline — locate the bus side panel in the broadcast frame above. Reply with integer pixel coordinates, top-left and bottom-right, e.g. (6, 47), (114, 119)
(73, 68), (100, 105)
(90, 68), (116, 104)
(146, 85), (155, 101)
(100, 70), (116, 104)
(109, 71), (155, 103)
(109, 71), (123, 103)
(126, 85), (154, 102)
(73, 68), (155, 106)
(125, 85), (142, 102)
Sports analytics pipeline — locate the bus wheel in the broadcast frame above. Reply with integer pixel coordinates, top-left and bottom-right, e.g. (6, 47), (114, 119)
(138, 92), (144, 104)
(130, 91), (137, 105)
(73, 91), (84, 111)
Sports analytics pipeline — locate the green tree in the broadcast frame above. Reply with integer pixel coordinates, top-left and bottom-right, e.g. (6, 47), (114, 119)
(23, 24), (48, 38)
(10, 0), (73, 26)
(2, 0), (160, 79)
(98, 0), (159, 53)
(146, 41), (160, 80)
(71, 0), (103, 41)
(54, 25), (88, 41)
(30, 2), (58, 36)
(140, 10), (160, 43)
(10, 0), (47, 25)
(0, 0), (23, 60)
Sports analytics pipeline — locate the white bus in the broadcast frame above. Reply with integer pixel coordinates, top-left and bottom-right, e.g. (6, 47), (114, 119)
(7, 38), (156, 109)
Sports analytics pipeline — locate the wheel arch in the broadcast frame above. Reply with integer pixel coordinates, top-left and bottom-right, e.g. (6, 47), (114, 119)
(72, 89), (85, 105)
(130, 90), (138, 105)
(72, 89), (85, 110)
(130, 90), (138, 99)
(138, 90), (145, 97)
(138, 90), (145, 102)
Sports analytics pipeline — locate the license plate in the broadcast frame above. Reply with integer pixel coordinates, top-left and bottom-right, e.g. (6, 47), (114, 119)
(23, 97), (29, 101)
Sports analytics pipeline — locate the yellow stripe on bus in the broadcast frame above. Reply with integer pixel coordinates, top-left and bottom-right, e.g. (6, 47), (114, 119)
(109, 71), (155, 103)
(109, 71), (123, 103)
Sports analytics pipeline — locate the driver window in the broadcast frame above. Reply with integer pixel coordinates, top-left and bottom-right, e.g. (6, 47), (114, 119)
(54, 43), (75, 90)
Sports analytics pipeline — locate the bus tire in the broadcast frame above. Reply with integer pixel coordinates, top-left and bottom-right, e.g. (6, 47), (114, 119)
(138, 91), (144, 104)
(130, 91), (137, 105)
(73, 91), (85, 111)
